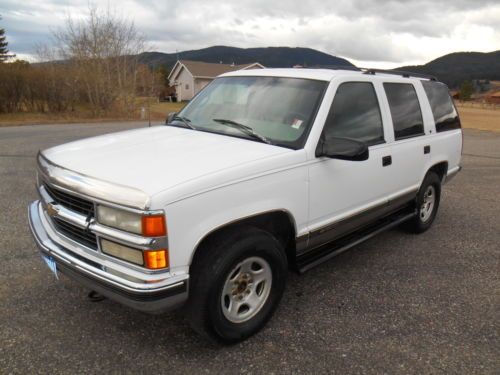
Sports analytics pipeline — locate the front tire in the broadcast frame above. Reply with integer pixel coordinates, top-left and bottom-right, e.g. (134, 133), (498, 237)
(406, 172), (441, 233)
(186, 226), (288, 344)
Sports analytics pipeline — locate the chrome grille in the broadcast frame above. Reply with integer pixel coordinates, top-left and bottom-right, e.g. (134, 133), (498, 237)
(43, 183), (98, 250)
(52, 217), (98, 250)
(44, 183), (94, 217)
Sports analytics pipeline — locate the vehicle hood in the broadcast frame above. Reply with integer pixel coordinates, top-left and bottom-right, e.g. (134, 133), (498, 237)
(42, 126), (294, 206)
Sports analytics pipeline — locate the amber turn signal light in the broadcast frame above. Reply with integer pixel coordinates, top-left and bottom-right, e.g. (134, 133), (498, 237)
(142, 215), (166, 237)
(144, 249), (169, 269)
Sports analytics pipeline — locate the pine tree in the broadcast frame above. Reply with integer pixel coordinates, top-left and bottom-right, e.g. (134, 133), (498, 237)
(459, 80), (473, 101)
(0, 16), (12, 62)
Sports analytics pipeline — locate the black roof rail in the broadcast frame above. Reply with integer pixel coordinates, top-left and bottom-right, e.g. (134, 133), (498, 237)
(295, 65), (362, 71)
(362, 68), (437, 81)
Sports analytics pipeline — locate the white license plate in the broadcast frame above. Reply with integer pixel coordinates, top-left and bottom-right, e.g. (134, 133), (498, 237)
(42, 255), (59, 280)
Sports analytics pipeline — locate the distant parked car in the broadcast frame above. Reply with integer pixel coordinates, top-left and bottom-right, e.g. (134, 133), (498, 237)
(29, 67), (462, 343)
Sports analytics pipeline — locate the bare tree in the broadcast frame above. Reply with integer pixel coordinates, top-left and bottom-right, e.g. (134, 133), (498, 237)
(53, 6), (146, 114)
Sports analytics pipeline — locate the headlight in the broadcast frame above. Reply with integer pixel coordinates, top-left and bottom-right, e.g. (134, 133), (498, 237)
(97, 205), (142, 234)
(97, 206), (166, 237)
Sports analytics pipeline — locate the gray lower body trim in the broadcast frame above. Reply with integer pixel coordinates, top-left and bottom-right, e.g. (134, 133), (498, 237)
(444, 165), (461, 184)
(297, 208), (416, 272)
(297, 190), (417, 257)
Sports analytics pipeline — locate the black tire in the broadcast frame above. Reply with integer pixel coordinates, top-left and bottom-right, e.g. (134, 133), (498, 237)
(186, 226), (288, 344)
(406, 172), (441, 233)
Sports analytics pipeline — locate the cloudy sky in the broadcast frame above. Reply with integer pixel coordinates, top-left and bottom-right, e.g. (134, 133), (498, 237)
(1, 0), (499, 68)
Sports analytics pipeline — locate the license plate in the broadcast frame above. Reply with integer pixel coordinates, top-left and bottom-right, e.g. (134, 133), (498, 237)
(42, 255), (59, 280)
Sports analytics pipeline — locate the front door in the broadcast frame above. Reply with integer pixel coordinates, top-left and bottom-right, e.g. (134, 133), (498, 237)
(306, 80), (394, 252)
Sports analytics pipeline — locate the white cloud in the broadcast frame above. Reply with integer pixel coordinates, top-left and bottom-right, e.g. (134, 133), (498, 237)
(0, 0), (499, 66)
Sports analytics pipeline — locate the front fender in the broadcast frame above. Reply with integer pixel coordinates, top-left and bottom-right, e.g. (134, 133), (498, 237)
(163, 165), (308, 273)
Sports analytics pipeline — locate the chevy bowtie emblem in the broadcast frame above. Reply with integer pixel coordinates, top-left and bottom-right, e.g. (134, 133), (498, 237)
(46, 202), (59, 217)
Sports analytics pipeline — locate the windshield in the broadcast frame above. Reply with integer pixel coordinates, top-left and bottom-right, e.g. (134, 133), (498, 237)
(175, 76), (327, 149)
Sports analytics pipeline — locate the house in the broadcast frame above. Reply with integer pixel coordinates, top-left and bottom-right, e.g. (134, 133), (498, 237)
(168, 60), (264, 101)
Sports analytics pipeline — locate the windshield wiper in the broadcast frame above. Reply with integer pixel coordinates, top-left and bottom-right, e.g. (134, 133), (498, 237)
(212, 118), (271, 144)
(168, 115), (197, 130)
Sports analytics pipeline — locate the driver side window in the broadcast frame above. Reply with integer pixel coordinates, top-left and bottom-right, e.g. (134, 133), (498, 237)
(323, 82), (384, 146)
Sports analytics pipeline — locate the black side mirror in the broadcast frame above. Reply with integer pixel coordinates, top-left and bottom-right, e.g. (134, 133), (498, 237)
(316, 137), (369, 161)
(166, 112), (177, 124)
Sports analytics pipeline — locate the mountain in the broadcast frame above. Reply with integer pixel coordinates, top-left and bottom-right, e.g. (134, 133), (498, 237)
(138, 45), (354, 69)
(142, 46), (499, 88)
(397, 51), (500, 88)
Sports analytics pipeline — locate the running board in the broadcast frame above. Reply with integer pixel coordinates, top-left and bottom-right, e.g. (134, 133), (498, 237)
(296, 209), (417, 273)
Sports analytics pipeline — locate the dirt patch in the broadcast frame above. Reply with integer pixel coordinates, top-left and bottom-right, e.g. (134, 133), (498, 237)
(456, 106), (500, 132)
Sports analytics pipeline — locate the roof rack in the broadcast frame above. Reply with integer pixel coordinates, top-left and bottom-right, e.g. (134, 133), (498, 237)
(362, 68), (437, 81)
(294, 65), (362, 72)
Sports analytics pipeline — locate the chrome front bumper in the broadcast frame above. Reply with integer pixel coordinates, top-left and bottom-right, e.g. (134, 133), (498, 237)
(28, 200), (189, 313)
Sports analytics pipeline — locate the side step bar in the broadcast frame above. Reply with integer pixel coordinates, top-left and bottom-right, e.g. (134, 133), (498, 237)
(296, 208), (417, 273)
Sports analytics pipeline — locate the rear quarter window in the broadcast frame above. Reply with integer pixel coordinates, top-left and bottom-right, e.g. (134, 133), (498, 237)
(422, 81), (461, 132)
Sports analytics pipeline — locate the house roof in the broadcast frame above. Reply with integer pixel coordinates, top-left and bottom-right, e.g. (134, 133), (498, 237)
(489, 91), (500, 98)
(169, 60), (264, 80)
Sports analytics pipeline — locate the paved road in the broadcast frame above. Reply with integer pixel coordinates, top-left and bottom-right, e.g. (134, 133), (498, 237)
(0, 123), (499, 374)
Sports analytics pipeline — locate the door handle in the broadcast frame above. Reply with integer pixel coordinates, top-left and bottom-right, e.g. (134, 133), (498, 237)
(382, 155), (392, 167)
(424, 145), (431, 154)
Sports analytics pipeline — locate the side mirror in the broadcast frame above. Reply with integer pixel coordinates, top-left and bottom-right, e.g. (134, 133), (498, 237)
(166, 112), (177, 124)
(316, 137), (369, 161)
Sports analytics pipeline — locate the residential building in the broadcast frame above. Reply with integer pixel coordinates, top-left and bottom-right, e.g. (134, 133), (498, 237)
(168, 60), (264, 101)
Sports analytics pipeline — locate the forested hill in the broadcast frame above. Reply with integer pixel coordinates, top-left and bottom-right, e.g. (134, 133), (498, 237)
(138, 45), (354, 69)
(397, 51), (500, 87)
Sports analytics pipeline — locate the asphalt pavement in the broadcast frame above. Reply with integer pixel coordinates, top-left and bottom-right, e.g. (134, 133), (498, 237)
(0, 122), (499, 374)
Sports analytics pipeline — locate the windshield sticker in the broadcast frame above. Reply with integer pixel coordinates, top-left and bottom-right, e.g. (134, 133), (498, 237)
(291, 119), (303, 129)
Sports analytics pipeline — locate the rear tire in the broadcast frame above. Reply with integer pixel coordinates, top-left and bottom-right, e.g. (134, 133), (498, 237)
(186, 226), (288, 344)
(406, 172), (441, 233)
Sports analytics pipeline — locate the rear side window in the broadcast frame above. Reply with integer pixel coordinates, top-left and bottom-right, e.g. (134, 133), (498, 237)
(384, 83), (424, 140)
(322, 82), (384, 146)
(422, 81), (461, 132)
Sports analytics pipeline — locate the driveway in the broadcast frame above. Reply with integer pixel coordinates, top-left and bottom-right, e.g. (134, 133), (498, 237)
(0, 123), (498, 374)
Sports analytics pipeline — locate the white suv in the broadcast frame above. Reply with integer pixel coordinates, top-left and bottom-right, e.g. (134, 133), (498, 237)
(29, 67), (462, 343)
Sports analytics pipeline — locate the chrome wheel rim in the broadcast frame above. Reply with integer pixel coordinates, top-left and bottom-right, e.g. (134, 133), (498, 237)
(420, 185), (436, 223)
(221, 256), (272, 323)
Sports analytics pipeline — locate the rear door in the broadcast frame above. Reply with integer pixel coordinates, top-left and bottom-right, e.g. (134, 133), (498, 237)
(380, 82), (430, 196)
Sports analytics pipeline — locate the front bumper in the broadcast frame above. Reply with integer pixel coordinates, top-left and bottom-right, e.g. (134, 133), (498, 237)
(28, 200), (188, 313)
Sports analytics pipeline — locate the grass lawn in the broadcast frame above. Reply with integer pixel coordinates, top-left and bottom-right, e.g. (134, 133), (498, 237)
(147, 101), (186, 120)
(0, 100), (187, 127)
(1, 99), (498, 133)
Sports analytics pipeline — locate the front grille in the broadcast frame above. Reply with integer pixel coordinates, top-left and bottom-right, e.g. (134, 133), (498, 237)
(52, 217), (98, 250)
(43, 183), (98, 250)
(44, 184), (94, 217)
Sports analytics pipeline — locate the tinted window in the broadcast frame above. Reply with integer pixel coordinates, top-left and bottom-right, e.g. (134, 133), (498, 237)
(384, 83), (424, 139)
(322, 82), (384, 146)
(422, 81), (461, 132)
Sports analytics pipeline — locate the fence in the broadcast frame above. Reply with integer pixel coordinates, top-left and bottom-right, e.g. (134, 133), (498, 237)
(454, 101), (500, 110)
